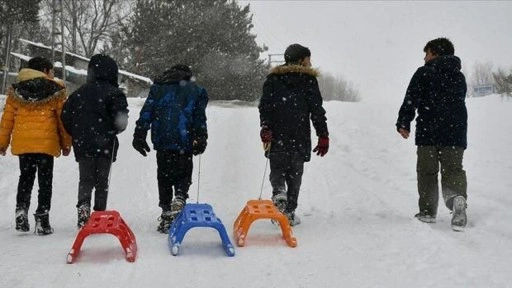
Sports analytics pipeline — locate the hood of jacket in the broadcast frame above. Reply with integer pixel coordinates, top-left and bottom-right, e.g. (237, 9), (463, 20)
(153, 68), (192, 85)
(269, 64), (319, 77)
(10, 68), (65, 103)
(426, 55), (462, 74)
(87, 54), (119, 87)
(268, 64), (319, 89)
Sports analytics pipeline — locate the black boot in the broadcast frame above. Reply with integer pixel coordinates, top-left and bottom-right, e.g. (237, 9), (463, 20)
(77, 204), (91, 229)
(170, 197), (185, 220)
(157, 210), (173, 233)
(34, 212), (54, 235)
(15, 206), (30, 232)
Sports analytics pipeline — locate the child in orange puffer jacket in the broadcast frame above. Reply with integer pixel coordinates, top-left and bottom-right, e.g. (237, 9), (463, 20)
(0, 56), (71, 235)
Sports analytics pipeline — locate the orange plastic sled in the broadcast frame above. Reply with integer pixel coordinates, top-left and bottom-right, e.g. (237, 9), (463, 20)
(67, 210), (137, 264)
(233, 199), (297, 247)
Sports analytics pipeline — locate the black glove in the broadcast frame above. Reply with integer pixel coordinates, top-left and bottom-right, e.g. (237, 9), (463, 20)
(192, 136), (207, 156)
(132, 137), (150, 156)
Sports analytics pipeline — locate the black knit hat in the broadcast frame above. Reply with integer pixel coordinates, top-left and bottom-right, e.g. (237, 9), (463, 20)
(171, 64), (192, 80)
(87, 54), (119, 87)
(284, 44), (311, 63)
(153, 64), (193, 84)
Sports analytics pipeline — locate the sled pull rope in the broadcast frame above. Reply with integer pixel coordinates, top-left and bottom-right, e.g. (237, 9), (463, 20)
(196, 155), (202, 203)
(258, 143), (271, 200)
(107, 141), (116, 189)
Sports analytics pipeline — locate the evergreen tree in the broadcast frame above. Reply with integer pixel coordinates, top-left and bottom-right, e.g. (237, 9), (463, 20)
(1, 0), (41, 65)
(123, 0), (267, 101)
(1, 0), (41, 93)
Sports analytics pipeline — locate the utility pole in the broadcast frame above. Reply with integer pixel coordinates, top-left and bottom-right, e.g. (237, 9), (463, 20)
(51, 0), (66, 82)
(1, 24), (12, 94)
(267, 53), (284, 69)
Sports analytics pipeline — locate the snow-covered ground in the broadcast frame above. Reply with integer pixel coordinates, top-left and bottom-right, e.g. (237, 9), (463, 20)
(1, 95), (511, 288)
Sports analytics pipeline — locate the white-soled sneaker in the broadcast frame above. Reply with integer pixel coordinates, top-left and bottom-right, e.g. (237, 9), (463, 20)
(451, 196), (467, 231)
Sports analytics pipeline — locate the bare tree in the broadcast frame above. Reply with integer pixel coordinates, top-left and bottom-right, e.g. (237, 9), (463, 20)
(471, 61), (494, 86)
(40, 0), (133, 57)
(493, 68), (512, 98)
(318, 72), (360, 102)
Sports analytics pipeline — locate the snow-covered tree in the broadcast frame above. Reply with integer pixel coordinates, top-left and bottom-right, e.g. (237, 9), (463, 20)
(1, 0), (42, 92)
(493, 68), (512, 98)
(38, 0), (132, 57)
(317, 72), (360, 102)
(120, 0), (267, 101)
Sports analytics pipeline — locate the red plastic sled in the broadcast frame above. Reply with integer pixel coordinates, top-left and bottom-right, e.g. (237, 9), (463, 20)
(67, 210), (137, 264)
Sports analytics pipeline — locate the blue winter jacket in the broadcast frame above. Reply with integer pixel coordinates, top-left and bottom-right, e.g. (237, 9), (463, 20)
(134, 71), (208, 153)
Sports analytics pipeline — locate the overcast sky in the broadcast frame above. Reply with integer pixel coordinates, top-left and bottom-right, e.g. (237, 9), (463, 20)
(238, 0), (512, 103)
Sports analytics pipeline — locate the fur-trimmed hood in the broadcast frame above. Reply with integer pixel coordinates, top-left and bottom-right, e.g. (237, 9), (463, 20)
(269, 64), (319, 77)
(10, 68), (66, 104)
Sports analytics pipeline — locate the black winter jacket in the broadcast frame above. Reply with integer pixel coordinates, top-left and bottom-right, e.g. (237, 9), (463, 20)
(396, 56), (467, 149)
(61, 55), (129, 161)
(259, 64), (328, 162)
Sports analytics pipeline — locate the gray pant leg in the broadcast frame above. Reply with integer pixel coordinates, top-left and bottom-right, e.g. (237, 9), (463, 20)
(416, 146), (440, 216)
(439, 146), (467, 209)
(269, 151), (304, 212)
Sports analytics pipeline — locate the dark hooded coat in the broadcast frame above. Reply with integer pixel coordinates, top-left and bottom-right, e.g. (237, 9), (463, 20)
(61, 54), (129, 161)
(259, 64), (329, 162)
(396, 55), (467, 148)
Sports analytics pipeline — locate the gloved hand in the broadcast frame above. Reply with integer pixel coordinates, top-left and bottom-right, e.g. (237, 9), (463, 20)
(260, 126), (273, 143)
(192, 136), (207, 155)
(313, 137), (329, 157)
(62, 148), (71, 156)
(132, 137), (151, 156)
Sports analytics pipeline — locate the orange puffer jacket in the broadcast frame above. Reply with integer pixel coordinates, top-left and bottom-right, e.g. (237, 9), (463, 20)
(0, 69), (71, 157)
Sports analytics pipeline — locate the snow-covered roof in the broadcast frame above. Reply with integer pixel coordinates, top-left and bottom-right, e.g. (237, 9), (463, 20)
(16, 38), (153, 85)
(54, 61), (87, 75)
(10, 52), (31, 62)
(18, 39), (89, 62)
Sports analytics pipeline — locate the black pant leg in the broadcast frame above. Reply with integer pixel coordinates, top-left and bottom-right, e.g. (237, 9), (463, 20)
(77, 158), (95, 208)
(93, 157), (111, 211)
(157, 150), (174, 211)
(35, 154), (54, 214)
(16, 154), (37, 210)
(285, 153), (304, 212)
(173, 153), (193, 200)
(269, 151), (288, 197)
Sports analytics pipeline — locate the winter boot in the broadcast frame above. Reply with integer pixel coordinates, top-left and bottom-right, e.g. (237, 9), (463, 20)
(77, 204), (91, 229)
(15, 206), (30, 232)
(451, 196), (467, 231)
(157, 210), (173, 233)
(170, 197), (186, 220)
(34, 212), (54, 235)
(414, 211), (436, 223)
(271, 193), (287, 214)
(285, 210), (301, 226)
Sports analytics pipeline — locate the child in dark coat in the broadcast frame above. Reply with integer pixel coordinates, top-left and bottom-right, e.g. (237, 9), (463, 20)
(61, 54), (129, 229)
(396, 38), (468, 231)
(132, 64), (208, 233)
(259, 44), (329, 226)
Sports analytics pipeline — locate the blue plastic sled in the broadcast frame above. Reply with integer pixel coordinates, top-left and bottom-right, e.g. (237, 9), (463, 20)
(168, 203), (235, 257)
